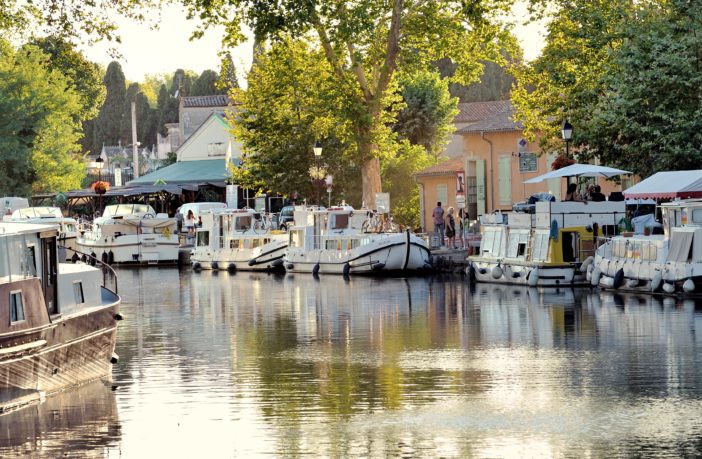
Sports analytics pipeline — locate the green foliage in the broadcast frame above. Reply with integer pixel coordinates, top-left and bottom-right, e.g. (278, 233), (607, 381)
(217, 52), (240, 91)
(95, 61), (127, 150)
(29, 36), (106, 121)
(381, 141), (433, 229)
(183, 0), (517, 207)
(394, 70), (458, 159)
(191, 69), (223, 96)
(437, 57), (516, 103)
(515, 0), (702, 178)
(0, 40), (84, 195)
(229, 39), (361, 205)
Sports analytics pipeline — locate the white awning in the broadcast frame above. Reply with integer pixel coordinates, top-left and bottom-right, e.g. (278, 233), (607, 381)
(523, 164), (631, 184)
(624, 170), (702, 199)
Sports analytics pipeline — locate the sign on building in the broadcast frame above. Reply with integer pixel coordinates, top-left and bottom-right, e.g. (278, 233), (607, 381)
(375, 192), (390, 213)
(519, 153), (537, 173)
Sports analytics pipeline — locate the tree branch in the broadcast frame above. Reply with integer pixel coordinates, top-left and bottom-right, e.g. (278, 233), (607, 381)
(346, 41), (372, 100)
(311, 14), (346, 82)
(374, 0), (403, 114)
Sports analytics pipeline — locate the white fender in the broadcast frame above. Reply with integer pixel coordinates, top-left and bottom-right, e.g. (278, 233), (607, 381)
(683, 278), (695, 293)
(662, 282), (675, 294)
(626, 279), (639, 288)
(491, 266), (503, 279)
(650, 272), (662, 292)
(586, 264), (593, 282)
(599, 276), (614, 288)
(580, 256), (594, 273)
(591, 267), (601, 287)
(528, 268), (539, 287)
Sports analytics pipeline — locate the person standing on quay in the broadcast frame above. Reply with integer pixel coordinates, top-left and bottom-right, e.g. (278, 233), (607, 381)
(446, 207), (456, 249)
(433, 202), (445, 247)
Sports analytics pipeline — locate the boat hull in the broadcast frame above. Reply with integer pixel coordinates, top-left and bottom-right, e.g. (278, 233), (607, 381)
(77, 235), (179, 264)
(0, 287), (120, 413)
(285, 233), (431, 275)
(469, 258), (582, 287)
(191, 241), (287, 272)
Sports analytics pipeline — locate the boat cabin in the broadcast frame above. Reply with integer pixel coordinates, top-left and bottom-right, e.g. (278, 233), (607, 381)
(196, 209), (274, 250)
(479, 201), (626, 264)
(288, 206), (369, 252)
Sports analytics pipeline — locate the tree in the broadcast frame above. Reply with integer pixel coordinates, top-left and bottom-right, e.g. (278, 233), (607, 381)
(229, 39), (362, 206)
(512, 0), (632, 157)
(394, 70), (458, 159)
(191, 69), (222, 96)
(0, 40), (84, 195)
(184, 0), (516, 208)
(437, 57), (516, 103)
(122, 82), (157, 149)
(157, 83), (178, 135)
(585, 1), (702, 176)
(95, 61), (127, 151)
(217, 52), (240, 92)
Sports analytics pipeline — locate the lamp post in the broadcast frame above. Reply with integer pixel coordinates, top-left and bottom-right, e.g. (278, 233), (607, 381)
(313, 141), (322, 206)
(95, 156), (104, 182)
(561, 119), (573, 158)
(325, 174), (333, 208)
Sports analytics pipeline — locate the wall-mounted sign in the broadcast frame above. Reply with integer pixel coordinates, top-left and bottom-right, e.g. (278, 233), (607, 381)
(519, 153), (537, 173)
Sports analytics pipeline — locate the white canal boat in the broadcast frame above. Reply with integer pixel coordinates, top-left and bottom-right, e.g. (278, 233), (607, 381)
(593, 200), (702, 295)
(284, 206), (431, 275)
(77, 204), (178, 265)
(0, 221), (121, 412)
(469, 201), (626, 287)
(8, 207), (79, 260)
(190, 208), (288, 272)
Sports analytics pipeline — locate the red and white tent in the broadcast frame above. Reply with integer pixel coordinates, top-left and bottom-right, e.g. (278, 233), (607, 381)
(624, 170), (702, 199)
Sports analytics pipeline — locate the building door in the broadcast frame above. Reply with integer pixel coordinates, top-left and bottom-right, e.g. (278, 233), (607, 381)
(498, 155), (512, 206)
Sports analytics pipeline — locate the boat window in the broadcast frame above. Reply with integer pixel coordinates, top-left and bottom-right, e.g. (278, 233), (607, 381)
(667, 231), (694, 262)
(331, 214), (349, 230)
(23, 246), (37, 278)
(290, 230), (304, 248)
(73, 281), (85, 305)
(351, 239), (360, 249)
(507, 232), (529, 258)
(9, 291), (25, 323)
(264, 238), (270, 244)
(235, 216), (252, 231)
(326, 239), (338, 250)
(481, 230), (495, 255)
(230, 239), (240, 249)
(196, 231), (210, 247)
(692, 209), (702, 224)
(531, 233), (550, 261)
(626, 240), (641, 260)
(642, 243), (657, 261)
(252, 239), (261, 248)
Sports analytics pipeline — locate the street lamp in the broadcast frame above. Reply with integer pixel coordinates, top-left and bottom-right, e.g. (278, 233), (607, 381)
(95, 156), (104, 182)
(561, 119), (573, 158)
(313, 141), (323, 206)
(325, 174), (333, 208)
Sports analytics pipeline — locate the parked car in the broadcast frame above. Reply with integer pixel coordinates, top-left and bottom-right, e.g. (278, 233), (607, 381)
(278, 205), (295, 230)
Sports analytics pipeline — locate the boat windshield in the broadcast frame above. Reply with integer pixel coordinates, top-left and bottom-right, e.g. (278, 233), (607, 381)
(103, 204), (156, 218)
(11, 207), (63, 219)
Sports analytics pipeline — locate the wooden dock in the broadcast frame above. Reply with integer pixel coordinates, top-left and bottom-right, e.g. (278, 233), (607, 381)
(429, 247), (469, 273)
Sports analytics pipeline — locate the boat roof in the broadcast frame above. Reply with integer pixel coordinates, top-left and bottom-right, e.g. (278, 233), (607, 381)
(0, 222), (59, 237)
(10, 207), (64, 219)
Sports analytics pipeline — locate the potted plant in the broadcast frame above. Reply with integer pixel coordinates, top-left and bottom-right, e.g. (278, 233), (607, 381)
(91, 181), (110, 195)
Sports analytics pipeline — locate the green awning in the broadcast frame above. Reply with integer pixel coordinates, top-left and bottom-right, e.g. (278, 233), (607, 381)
(128, 159), (230, 185)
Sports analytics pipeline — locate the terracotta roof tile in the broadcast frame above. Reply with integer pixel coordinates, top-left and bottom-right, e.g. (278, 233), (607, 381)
(182, 95), (230, 108)
(454, 100), (522, 133)
(414, 157), (464, 177)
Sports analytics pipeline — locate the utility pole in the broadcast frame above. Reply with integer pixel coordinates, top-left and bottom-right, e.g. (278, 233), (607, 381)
(132, 101), (139, 179)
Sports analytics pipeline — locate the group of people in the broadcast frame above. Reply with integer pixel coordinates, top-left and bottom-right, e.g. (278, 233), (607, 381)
(432, 201), (464, 249)
(564, 183), (607, 202)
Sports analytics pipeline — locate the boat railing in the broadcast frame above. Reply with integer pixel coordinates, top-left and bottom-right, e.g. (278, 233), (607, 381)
(595, 235), (659, 262)
(63, 246), (118, 294)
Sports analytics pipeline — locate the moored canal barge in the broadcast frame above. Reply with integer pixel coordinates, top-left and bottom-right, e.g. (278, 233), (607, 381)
(0, 222), (121, 413)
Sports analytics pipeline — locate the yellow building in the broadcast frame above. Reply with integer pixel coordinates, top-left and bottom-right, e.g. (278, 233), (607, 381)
(415, 101), (629, 232)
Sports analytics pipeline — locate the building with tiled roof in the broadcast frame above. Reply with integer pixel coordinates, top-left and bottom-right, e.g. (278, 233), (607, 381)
(182, 94), (230, 108)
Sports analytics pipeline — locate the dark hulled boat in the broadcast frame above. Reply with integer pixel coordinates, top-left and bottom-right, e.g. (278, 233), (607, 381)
(0, 222), (121, 413)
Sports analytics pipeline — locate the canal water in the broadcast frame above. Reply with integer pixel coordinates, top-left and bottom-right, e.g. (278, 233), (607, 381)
(1, 269), (702, 458)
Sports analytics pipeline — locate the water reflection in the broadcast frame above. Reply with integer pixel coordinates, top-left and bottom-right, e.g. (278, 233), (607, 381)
(5, 269), (702, 457)
(0, 381), (119, 457)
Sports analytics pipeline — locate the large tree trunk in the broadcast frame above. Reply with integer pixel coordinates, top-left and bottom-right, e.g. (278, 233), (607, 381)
(359, 139), (382, 209)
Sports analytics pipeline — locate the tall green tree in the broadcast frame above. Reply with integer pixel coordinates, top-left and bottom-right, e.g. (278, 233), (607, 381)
(184, 0), (516, 208)
(394, 70), (458, 159)
(191, 69), (223, 96)
(95, 61), (127, 151)
(217, 52), (240, 92)
(230, 39), (362, 206)
(0, 40), (84, 195)
(122, 82), (157, 148)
